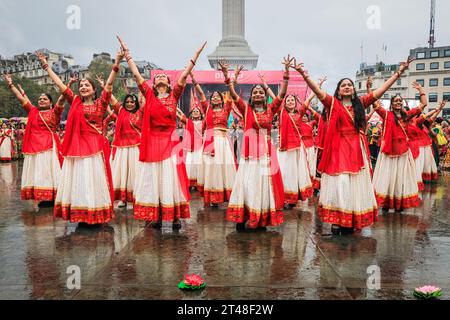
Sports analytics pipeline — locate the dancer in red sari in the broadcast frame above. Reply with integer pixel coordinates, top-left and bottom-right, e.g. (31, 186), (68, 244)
(219, 57), (291, 231)
(372, 82), (427, 212)
(189, 71), (238, 206)
(96, 75), (143, 207)
(3, 74), (72, 203)
(37, 49), (122, 225)
(291, 55), (414, 234)
(277, 86), (323, 206)
(118, 36), (206, 229)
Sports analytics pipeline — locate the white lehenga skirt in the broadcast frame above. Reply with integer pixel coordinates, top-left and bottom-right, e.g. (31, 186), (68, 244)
(185, 148), (203, 187)
(133, 154), (190, 222)
(373, 150), (420, 210)
(277, 146), (313, 204)
(198, 135), (236, 205)
(21, 140), (61, 201)
(305, 146), (317, 179)
(0, 137), (12, 161)
(319, 141), (378, 229)
(227, 155), (283, 229)
(54, 152), (113, 224)
(414, 147), (425, 191)
(420, 146), (438, 183)
(112, 146), (140, 203)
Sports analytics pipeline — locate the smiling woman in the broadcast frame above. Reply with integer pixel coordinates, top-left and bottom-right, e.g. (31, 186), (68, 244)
(36, 47), (122, 226)
(291, 55), (415, 235)
(3, 73), (66, 204)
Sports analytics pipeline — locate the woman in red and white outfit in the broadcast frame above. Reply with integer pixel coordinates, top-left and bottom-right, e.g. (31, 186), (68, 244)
(372, 82), (427, 212)
(95, 75), (144, 207)
(291, 56), (414, 234)
(3, 74), (70, 203)
(37, 49), (122, 225)
(119, 36), (206, 229)
(177, 80), (204, 190)
(110, 93), (142, 206)
(277, 92), (317, 206)
(300, 101), (324, 185)
(190, 71), (237, 206)
(413, 102), (446, 186)
(0, 121), (14, 162)
(218, 57), (291, 231)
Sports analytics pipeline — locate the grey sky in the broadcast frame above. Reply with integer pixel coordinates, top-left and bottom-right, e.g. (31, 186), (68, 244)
(1, 0), (449, 92)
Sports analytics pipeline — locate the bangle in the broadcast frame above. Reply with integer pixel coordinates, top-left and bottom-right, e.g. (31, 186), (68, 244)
(192, 81), (198, 86)
(8, 83), (14, 88)
(42, 64), (49, 70)
(283, 76), (289, 81)
(126, 56), (133, 62)
(113, 65), (119, 73)
(396, 71), (401, 78)
(420, 93), (425, 97)
(191, 59), (196, 66)
(225, 78), (231, 85)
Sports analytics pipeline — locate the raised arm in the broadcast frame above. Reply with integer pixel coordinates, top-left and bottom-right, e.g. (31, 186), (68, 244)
(190, 72), (206, 102)
(95, 74), (120, 112)
(103, 49), (123, 93)
(218, 61), (240, 102)
(372, 56), (414, 99)
(366, 107), (376, 122)
(36, 51), (67, 93)
(412, 81), (428, 111)
(277, 55), (294, 101)
(304, 76), (327, 108)
(178, 42), (207, 87)
(429, 101), (447, 124)
(117, 35), (146, 85)
(366, 76), (373, 95)
(290, 58), (327, 101)
(3, 74), (29, 106)
(258, 73), (276, 100)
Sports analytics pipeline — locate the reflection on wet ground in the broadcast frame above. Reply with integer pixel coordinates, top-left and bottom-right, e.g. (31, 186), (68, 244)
(0, 161), (449, 299)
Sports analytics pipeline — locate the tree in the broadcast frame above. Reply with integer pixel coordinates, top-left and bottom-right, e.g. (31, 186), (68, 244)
(88, 59), (127, 101)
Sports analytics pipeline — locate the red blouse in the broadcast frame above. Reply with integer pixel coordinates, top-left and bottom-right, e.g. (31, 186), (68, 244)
(22, 102), (63, 154)
(138, 81), (184, 162)
(112, 102), (143, 147)
(201, 100), (232, 130)
(299, 120), (317, 149)
(376, 107), (422, 157)
(61, 87), (112, 157)
(279, 104), (308, 151)
(234, 96), (282, 159)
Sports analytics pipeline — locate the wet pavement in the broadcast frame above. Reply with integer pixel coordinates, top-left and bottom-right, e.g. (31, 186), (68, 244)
(0, 160), (449, 300)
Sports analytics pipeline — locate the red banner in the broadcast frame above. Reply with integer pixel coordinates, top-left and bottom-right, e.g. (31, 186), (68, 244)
(147, 70), (310, 98)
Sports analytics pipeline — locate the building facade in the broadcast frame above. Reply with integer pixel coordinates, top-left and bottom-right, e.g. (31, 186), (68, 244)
(355, 45), (450, 117)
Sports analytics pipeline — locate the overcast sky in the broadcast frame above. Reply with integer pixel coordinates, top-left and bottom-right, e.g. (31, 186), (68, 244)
(1, 0), (449, 92)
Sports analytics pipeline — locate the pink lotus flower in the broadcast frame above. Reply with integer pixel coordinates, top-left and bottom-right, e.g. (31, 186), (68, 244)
(184, 274), (204, 287)
(415, 286), (441, 294)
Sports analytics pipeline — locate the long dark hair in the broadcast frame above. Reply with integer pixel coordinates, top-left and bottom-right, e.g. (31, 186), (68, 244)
(209, 91), (224, 109)
(389, 94), (407, 125)
(333, 78), (366, 132)
(248, 84), (268, 109)
(122, 94), (140, 113)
